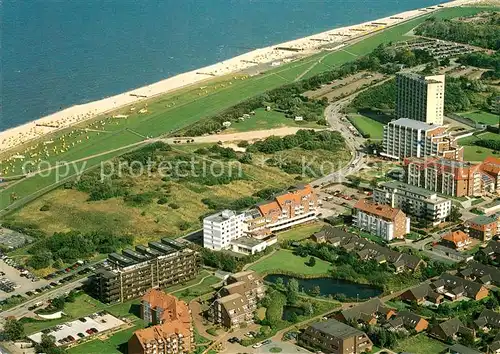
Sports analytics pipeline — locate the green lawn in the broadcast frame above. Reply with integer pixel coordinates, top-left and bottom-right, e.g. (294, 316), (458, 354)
(392, 334), (447, 354)
(67, 325), (141, 354)
(276, 222), (325, 242)
(227, 108), (321, 133)
(249, 249), (332, 276)
(459, 131), (500, 162)
(0, 7), (490, 212)
(347, 112), (390, 140)
(172, 275), (221, 302)
(459, 110), (499, 126)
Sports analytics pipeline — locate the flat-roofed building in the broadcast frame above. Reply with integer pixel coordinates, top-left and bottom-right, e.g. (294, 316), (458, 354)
(403, 157), (482, 197)
(299, 318), (373, 354)
(396, 73), (445, 125)
(465, 215), (499, 242)
(373, 181), (452, 225)
(203, 209), (246, 251)
(91, 239), (198, 303)
(382, 118), (462, 160)
(353, 199), (410, 241)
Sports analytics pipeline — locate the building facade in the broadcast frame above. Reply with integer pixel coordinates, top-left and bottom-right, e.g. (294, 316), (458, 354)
(210, 271), (265, 328)
(373, 181), (452, 225)
(353, 199), (410, 241)
(91, 239), (198, 303)
(203, 210), (246, 251)
(382, 118), (463, 161)
(441, 230), (472, 251)
(299, 319), (373, 354)
(396, 73), (445, 125)
(403, 157), (482, 197)
(465, 215), (499, 242)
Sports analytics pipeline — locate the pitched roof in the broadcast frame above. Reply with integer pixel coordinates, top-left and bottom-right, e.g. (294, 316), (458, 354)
(256, 200), (281, 217)
(354, 199), (405, 221)
(141, 289), (190, 324)
(434, 274), (487, 299)
(460, 261), (500, 286)
(433, 318), (467, 338)
(480, 156), (500, 176)
(341, 298), (393, 322)
(442, 230), (470, 245)
(474, 309), (500, 329)
(447, 343), (482, 354)
(130, 319), (191, 349)
(388, 311), (427, 330)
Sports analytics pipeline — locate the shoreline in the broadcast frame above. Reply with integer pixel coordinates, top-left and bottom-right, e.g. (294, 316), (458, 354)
(0, 0), (481, 153)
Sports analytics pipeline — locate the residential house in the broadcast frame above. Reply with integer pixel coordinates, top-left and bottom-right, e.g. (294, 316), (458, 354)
(400, 283), (444, 305)
(128, 292), (193, 354)
(210, 270), (265, 328)
(441, 230), (472, 251)
(337, 298), (395, 326)
(430, 318), (475, 342)
(352, 199), (410, 241)
(477, 241), (500, 261)
(385, 310), (429, 333)
(460, 262), (500, 287)
(474, 309), (500, 331)
(299, 318), (373, 354)
(446, 343), (483, 354)
(431, 274), (489, 301)
(490, 332), (500, 354)
(465, 215), (499, 242)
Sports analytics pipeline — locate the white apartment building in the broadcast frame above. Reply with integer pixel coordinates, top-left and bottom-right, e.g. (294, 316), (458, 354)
(373, 181), (452, 225)
(203, 210), (246, 250)
(382, 118), (463, 160)
(396, 73), (445, 125)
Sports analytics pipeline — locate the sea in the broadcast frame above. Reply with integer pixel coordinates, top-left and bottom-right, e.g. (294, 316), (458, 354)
(1, 0), (446, 131)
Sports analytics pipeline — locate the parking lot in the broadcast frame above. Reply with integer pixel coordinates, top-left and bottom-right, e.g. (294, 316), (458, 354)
(28, 312), (125, 346)
(0, 259), (48, 301)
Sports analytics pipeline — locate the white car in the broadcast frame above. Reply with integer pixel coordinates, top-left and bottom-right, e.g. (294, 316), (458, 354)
(252, 343), (263, 349)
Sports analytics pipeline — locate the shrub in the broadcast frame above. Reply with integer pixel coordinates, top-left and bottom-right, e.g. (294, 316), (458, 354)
(169, 203), (180, 209)
(39, 204), (50, 211)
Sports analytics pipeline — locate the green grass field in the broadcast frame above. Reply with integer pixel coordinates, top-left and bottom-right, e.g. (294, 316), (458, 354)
(392, 334), (447, 354)
(226, 108), (321, 132)
(249, 249), (332, 276)
(459, 110), (499, 126)
(276, 222), (325, 242)
(67, 325), (140, 354)
(459, 131), (500, 162)
(0, 6), (491, 212)
(347, 112), (390, 139)
(172, 275), (221, 302)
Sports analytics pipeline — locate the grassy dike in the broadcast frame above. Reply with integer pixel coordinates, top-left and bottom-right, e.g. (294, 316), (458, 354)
(0, 6), (492, 213)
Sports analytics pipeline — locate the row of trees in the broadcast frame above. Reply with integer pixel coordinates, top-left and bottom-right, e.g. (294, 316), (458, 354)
(458, 52), (500, 80)
(349, 80), (396, 110)
(27, 231), (133, 269)
(415, 15), (500, 50)
(247, 129), (345, 154)
(475, 139), (500, 151)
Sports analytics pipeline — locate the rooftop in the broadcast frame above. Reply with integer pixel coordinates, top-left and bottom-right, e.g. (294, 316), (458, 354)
(467, 215), (497, 226)
(205, 209), (239, 223)
(354, 199), (404, 220)
(230, 237), (267, 248)
(309, 318), (365, 339)
(379, 181), (447, 201)
(388, 118), (439, 131)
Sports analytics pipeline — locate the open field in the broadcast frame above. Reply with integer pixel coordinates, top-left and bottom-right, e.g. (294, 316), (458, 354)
(0, 6), (490, 212)
(249, 249), (332, 276)
(225, 108), (321, 133)
(172, 275), (221, 302)
(459, 131), (500, 161)
(347, 111), (392, 140)
(392, 334), (447, 354)
(7, 141), (344, 240)
(67, 325), (139, 354)
(276, 222), (325, 242)
(459, 110), (499, 126)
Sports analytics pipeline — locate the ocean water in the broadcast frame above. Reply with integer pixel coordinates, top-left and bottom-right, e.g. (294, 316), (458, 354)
(1, 0), (445, 131)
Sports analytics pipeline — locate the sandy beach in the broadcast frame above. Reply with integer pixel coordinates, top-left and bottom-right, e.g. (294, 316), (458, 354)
(0, 0), (480, 153)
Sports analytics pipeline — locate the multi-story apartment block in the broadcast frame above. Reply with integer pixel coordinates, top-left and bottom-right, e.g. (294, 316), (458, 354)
(203, 210), (246, 251)
(373, 181), (452, 225)
(353, 199), (410, 241)
(129, 291), (193, 354)
(91, 238), (198, 303)
(210, 271), (265, 328)
(247, 184), (318, 233)
(382, 119), (463, 161)
(403, 157), (482, 197)
(299, 318), (373, 354)
(396, 73), (445, 126)
(480, 156), (500, 195)
(465, 215), (499, 242)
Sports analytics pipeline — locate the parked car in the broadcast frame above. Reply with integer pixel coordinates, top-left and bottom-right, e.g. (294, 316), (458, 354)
(77, 332), (85, 338)
(227, 337), (239, 343)
(262, 340), (271, 345)
(252, 343), (263, 349)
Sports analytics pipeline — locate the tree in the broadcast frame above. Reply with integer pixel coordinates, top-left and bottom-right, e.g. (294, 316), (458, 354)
(275, 277), (284, 290)
(307, 256), (316, 267)
(35, 334), (65, 354)
(310, 285), (321, 297)
(2, 318), (24, 341)
(287, 278), (300, 305)
(289, 312), (299, 323)
(448, 206), (461, 222)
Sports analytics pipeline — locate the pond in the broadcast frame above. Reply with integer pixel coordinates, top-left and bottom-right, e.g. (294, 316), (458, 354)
(264, 274), (382, 300)
(282, 305), (305, 321)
